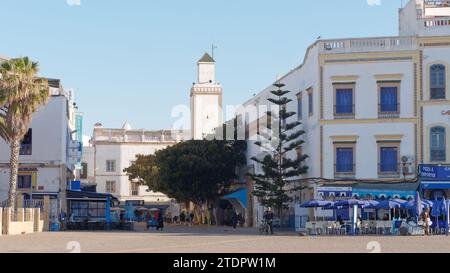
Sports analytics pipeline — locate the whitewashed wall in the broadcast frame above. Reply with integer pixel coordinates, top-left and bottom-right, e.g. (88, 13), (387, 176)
(94, 142), (173, 202)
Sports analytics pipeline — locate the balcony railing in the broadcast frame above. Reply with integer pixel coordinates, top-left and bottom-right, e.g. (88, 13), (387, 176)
(431, 150), (447, 162)
(334, 164), (356, 178)
(334, 105), (355, 119)
(378, 103), (400, 119)
(320, 37), (418, 54)
(378, 163), (400, 177)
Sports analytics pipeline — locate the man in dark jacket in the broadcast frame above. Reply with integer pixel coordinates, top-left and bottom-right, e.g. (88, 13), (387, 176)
(157, 210), (164, 231)
(263, 207), (274, 235)
(231, 211), (238, 229)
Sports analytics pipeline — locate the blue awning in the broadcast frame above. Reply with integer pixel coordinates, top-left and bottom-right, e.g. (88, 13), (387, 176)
(421, 181), (450, 190)
(352, 189), (415, 199)
(224, 189), (247, 209)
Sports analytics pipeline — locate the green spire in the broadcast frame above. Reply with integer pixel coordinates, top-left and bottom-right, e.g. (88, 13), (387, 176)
(198, 52), (215, 63)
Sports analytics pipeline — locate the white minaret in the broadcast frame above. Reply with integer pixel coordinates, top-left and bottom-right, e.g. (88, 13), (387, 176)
(190, 53), (223, 140)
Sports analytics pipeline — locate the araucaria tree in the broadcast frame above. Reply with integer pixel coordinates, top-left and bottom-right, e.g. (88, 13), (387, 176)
(0, 57), (49, 208)
(249, 83), (309, 221)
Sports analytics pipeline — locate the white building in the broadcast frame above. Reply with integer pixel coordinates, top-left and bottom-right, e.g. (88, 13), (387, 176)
(232, 0), (450, 226)
(83, 53), (223, 206)
(82, 122), (190, 205)
(0, 77), (82, 218)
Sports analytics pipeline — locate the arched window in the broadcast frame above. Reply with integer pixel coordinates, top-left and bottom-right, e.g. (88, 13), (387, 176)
(430, 64), (446, 99)
(430, 126), (446, 162)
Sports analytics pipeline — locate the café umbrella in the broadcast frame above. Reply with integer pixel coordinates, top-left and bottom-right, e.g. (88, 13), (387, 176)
(300, 200), (334, 208)
(363, 200), (380, 220)
(415, 192), (423, 218)
(334, 199), (368, 207)
(300, 200), (335, 222)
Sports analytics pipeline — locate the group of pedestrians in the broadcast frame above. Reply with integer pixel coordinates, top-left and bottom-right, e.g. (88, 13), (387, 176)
(179, 211), (195, 226)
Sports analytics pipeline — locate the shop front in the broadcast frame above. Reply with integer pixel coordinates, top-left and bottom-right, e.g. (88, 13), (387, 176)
(419, 164), (450, 200)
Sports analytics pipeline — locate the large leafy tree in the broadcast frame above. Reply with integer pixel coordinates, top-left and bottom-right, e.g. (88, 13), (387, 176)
(125, 140), (247, 223)
(249, 83), (309, 221)
(0, 57), (49, 208)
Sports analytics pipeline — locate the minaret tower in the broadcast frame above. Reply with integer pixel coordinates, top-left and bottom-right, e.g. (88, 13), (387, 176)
(190, 53), (223, 140)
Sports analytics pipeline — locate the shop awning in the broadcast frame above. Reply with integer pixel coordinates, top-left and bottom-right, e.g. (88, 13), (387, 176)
(421, 181), (450, 190)
(66, 190), (119, 202)
(224, 189), (247, 209)
(352, 189), (416, 199)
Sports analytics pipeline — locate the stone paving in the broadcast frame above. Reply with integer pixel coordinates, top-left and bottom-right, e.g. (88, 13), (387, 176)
(0, 225), (449, 253)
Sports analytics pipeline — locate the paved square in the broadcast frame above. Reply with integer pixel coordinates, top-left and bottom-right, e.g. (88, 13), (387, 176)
(1, 225), (450, 253)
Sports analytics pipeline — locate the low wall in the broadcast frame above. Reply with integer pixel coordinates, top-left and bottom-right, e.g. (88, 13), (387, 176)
(36, 221), (44, 232)
(8, 221), (34, 235)
(2, 207), (45, 236)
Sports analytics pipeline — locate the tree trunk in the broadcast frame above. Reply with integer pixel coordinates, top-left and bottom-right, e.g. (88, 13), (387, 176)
(7, 137), (20, 209)
(213, 206), (218, 226)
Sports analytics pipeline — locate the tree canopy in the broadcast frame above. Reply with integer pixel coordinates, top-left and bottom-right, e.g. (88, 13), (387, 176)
(0, 57), (49, 208)
(124, 140), (247, 205)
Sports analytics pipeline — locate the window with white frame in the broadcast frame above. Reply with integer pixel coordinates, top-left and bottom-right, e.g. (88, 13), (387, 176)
(105, 181), (116, 193)
(106, 160), (116, 172)
(131, 182), (139, 196)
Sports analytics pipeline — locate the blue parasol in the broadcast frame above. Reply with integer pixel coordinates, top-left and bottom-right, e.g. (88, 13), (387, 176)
(300, 200), (334, 208)
(334, 199), (368, 208)
(375, 200), (402, 210)
(414, 192), (423, 218)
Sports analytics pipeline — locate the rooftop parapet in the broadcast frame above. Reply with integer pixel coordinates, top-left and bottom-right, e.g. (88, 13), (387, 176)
(93, 128), (190, 143)
(319, 36), (418, 55)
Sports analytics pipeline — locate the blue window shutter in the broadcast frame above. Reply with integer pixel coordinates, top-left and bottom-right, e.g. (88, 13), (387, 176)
(380, 147), (398, 172)
(309, 93), (313, 114)
(380, 87), (398, 112)
(336, 148), (354, 173)
(297, 97), (302, 120)
(431, 65), (446, 99)
(336, 89), (353, 114)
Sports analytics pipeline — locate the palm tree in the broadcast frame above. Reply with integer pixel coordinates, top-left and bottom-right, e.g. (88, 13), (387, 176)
(0, 57), (49, 208)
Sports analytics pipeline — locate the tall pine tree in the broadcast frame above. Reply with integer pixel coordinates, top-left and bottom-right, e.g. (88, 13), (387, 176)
(249, 83), (309, 223)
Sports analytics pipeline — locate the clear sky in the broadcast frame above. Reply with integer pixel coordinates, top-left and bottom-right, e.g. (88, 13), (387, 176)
(0, 0), (403, 134)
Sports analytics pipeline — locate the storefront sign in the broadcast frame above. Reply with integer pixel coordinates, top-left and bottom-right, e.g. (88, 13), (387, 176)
(419, 164), (450, 180)
(317, 187), (352, 198)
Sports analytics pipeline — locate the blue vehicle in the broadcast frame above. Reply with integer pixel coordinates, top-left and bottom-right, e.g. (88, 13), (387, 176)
(146, 208), (164, 230)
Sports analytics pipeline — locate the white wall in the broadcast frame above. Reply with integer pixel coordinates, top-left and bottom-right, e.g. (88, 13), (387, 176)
(0, 95), (70, 203)
(0, 96), (68, 165)
(94, 142), (173, 202)
(192, 93), (222, 140)
(322, 123), (416, 179)
(323, 62), (415, 120)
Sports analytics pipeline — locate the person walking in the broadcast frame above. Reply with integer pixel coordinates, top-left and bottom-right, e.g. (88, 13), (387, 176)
(157, 210), (164, 231)
(422, 208), (431, 236)
(231, 211), (238, 229)
(263, 207), (274, 235)
(190, 211), (195, 226)
(60, 210), (67, 231)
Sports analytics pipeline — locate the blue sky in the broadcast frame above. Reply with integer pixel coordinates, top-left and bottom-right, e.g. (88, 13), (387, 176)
(0, 0), (402, 134)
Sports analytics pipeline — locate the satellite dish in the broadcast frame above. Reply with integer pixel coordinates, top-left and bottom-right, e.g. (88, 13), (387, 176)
(401, 156), (409, 163)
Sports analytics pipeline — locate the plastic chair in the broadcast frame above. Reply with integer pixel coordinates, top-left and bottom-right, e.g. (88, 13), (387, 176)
(376, 221), (384, 235)
(326, 221), (334, 235)
(305, 222), (313, 235)
(384, 221), (393, 235)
